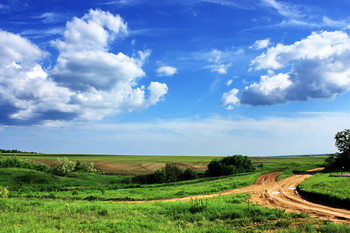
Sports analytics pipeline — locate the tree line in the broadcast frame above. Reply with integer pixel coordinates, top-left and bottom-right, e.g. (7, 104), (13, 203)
(0, 149), (37, 154)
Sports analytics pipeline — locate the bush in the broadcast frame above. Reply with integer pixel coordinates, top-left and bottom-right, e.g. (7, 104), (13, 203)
(131, 163), (197, 184)
(53, 157), (76, 176)
(206, 155), (255, 177)
(74, 160), (97, 173)
(181, 168), (198, 180)
(0, 186), (9, 198)
(0, 156), (51, 172)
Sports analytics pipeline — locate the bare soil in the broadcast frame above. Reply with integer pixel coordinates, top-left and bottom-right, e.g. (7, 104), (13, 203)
(120, 168), (350, 223)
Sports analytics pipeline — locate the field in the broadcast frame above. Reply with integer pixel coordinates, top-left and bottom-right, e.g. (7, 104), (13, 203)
(298, 172), (350, 207)
(13, 153), (327, 175)
(0, 154), (349, 232)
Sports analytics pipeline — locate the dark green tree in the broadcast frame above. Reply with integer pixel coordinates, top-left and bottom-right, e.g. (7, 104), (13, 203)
(326, 129), (350, 171)
(206, 155), (255, 177)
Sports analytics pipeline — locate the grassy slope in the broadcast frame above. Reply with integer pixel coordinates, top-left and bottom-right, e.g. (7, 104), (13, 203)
(1, 167), (260, 200)
(1, 156), (349, 232)
(299, 173), (350, 201)
(1, 194), (349, 233)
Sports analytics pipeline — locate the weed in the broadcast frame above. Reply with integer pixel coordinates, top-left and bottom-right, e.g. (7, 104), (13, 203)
(189, 198), (208, 213)
(0, 186), (9, 198)
(275, 219), (291, 228)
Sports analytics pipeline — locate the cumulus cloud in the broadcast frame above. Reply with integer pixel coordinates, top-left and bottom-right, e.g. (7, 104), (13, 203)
(229, 30), (350, 107)
(249, 38), (270, 50)
(0, 9), (168, 125)
(156, 65), (177, 77)
(221, 88), (240, 110)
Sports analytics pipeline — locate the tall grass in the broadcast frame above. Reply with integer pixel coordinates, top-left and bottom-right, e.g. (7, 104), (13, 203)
(1, 194), (346, 233)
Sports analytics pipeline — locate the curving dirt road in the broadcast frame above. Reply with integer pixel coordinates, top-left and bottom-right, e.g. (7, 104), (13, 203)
(122, 169), (350, 223)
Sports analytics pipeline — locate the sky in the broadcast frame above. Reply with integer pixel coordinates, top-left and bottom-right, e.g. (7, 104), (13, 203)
(1, 0), (350, 156)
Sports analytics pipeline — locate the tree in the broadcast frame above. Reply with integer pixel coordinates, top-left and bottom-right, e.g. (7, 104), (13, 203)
(131, 163), (197, 184)
(335, 129), (350, 153)
(206, 155), (255, 177)
(326, 129), (350, 171)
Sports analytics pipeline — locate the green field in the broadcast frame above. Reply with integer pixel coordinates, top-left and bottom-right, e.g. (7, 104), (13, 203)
(11, 153), (328, 175)
(1, 193), (350, 233)
(299, 173), (350, 202)
(13, 153), (327, 163)
(0, 154), (349, 232)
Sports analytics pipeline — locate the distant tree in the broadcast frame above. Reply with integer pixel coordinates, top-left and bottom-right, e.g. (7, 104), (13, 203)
(326, 129), (350, 171)
(206, 155), (255, 177)
(131, 163), (197, 184)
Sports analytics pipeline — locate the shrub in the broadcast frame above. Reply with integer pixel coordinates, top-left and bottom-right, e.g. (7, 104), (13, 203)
(206, 155), (255, 177)
(181, 168), (198, 180)
(131, 163), (197, 184)
(0, 156), (52, 172)
(74, 160), (97, 173)
(0, 186), (9, 198)
(53, 157), (76, 176)
(15, 173), (55, 184)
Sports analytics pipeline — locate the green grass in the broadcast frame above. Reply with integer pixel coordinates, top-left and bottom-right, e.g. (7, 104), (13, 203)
(299, 173), (350, 201)
(0, 155), (325, 200)
(14, 153), (327, 165)
(0, 155), (348, 232)
(1, 194), (348, 233)
(2, 167), (260, 200)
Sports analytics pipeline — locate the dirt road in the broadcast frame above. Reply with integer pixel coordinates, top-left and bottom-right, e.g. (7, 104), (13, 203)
(123, 169), (350, 222)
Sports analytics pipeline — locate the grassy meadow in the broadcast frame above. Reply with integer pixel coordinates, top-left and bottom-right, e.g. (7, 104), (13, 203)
(299, 172), (350, 205)
(0, 153), (349, 232)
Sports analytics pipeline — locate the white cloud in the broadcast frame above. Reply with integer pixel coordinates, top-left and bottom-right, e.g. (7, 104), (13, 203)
(262, 0), (304, 19)
(0, 30), (75, 124)
(147, 82), (168, 105)
(156, 65), (177, 77)
(236, 30), (350, 106)
(249, 38), (271, 50)
(36, 12), (66, 24)
(226, 79), (233, 86)
(208, 63), (231, 74)
(0, 10), (168, 125)
(221, 88), (240, 107)
(206, 49), (232, 74)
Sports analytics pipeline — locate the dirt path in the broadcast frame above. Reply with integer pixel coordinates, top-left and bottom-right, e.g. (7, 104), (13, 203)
(121, 169), (350, 223)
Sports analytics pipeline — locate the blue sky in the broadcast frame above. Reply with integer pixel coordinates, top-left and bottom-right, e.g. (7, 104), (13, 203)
(1, 0), (350, 156)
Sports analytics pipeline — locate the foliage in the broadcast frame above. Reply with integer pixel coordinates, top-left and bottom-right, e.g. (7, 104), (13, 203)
(0, 149), (36, 154)
(0, 156), (51, 172)
(335, 129), (350, 153)
(74, 160), (97, 173)
(0, 186), (9, 198)
(326, 129), (350, 171)
(53, 158), (99, 176)
(53, 157), (77, 176)
(131, 163), (198, 184)
(206, 155), (255, 177)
